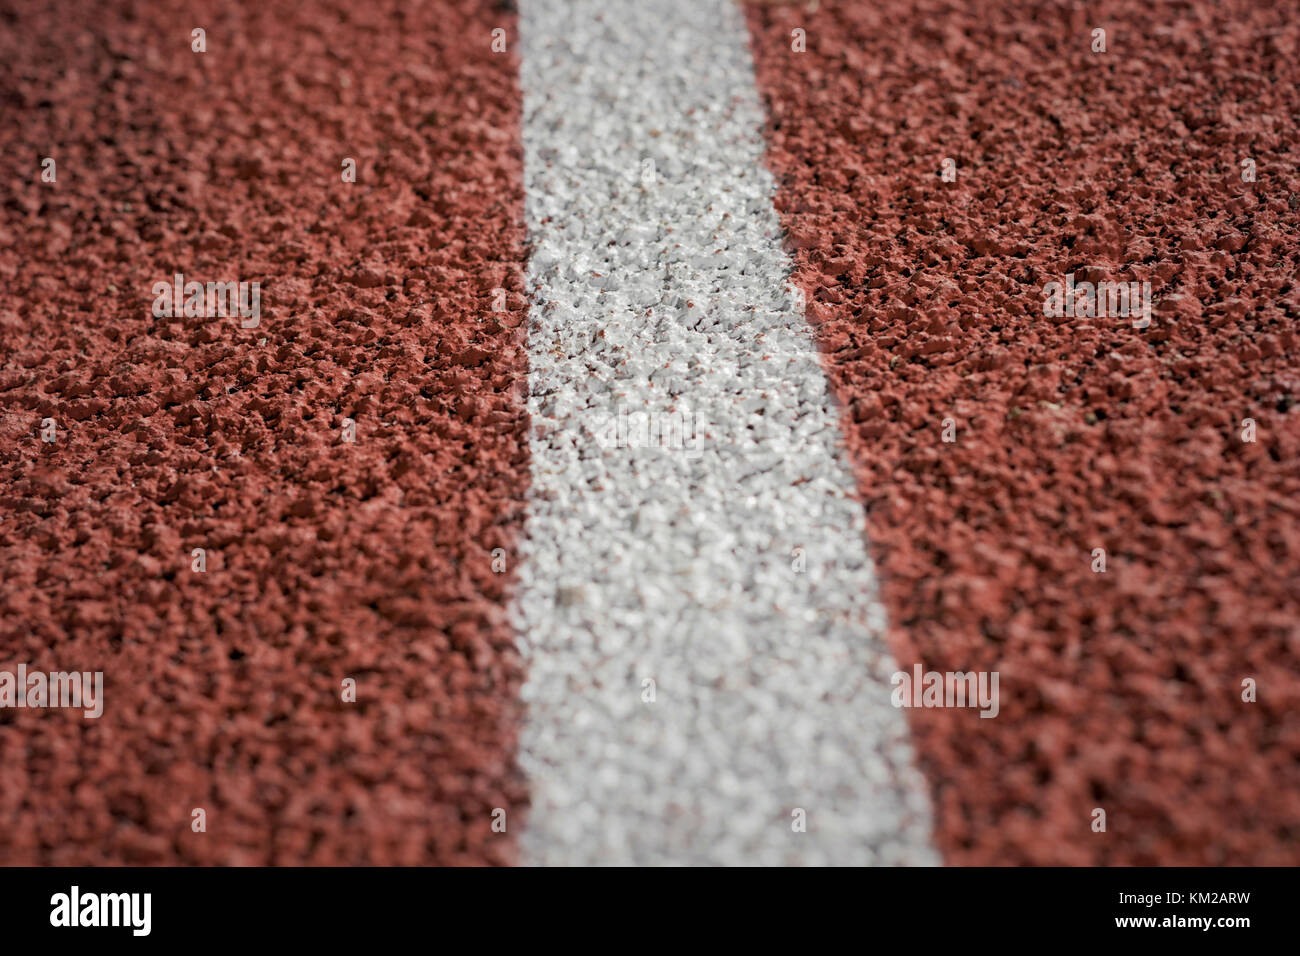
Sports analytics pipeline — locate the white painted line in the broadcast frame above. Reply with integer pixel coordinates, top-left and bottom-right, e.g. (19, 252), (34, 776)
(513, 0), (939, 865)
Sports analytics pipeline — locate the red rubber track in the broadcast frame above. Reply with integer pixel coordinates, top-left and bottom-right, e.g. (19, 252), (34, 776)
(746, 0), (1300, 864)
(0, 0), (530, 864)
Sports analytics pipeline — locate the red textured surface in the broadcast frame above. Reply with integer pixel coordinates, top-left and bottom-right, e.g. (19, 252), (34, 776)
(746, 0), (1300, 863)
(0, 0), (530, 863)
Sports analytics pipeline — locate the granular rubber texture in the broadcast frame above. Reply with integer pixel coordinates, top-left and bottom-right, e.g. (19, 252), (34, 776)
(0, 0), (531, 864)
(745, 0), (1300, 864)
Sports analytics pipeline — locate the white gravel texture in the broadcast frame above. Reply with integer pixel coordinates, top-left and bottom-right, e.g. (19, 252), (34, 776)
(513, 0), (940, 865)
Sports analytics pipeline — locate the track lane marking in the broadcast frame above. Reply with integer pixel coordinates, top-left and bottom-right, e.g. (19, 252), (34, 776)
(513, 0), (939, 865)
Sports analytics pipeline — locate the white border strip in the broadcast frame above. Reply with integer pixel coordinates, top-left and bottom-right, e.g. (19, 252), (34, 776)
(513, 0), (939, 865)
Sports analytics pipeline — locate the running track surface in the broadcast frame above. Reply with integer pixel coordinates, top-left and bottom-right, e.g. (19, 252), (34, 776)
(0, 0), (1297, 865)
